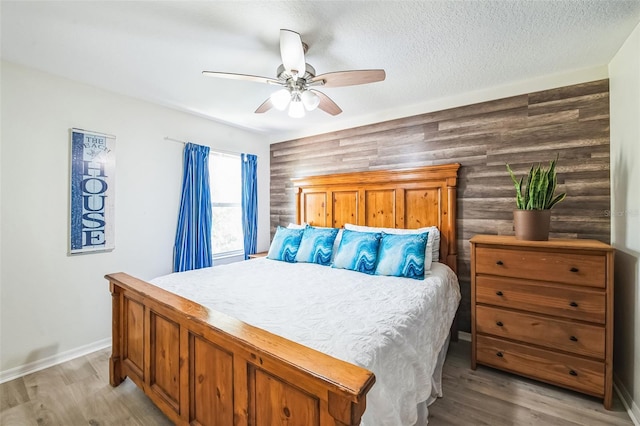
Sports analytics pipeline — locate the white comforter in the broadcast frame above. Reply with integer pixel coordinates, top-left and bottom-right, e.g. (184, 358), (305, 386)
(151, 258), (460, 426)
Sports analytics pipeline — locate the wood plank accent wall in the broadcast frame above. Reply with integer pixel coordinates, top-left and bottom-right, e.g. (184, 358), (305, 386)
(270, 79), (610, 332)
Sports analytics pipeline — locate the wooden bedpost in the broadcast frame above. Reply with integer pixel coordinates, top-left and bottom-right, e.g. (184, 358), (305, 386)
(446, 178), (458, 275)
(328, 391), (367, 426)
(109, 281), (124, 387)
(295, 186), (302, 225)
(447, 177), (459, 342)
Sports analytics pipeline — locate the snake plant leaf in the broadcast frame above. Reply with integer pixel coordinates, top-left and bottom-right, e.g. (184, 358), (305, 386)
(524, 165), (534, 208)
(516, 176), (524, 209)
(548, 192), (567, 209)
(527, 166), (542, 209)
(506, 164), (525, 209)
(546, 158), (558, 208)
(539, 166), (550, 209)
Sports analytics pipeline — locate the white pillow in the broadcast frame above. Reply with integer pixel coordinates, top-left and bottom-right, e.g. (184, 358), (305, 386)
(429, 226), (440, 262)
(286, 222), (307, 229)
(344, 224), (439, 271)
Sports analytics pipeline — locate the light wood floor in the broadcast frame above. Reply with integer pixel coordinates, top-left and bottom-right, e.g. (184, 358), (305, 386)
(0, 340), (632, 425)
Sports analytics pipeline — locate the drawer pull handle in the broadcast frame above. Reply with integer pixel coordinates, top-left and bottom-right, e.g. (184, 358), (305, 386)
(496, 321), (504, 327)
(496, 352), (504, 358)
(496, 260), (504, 266)
(569, 301), (579, 307)
(496, 291), (504, 296)
(570, 336), (578, 342)
(570, 267), (579, 273)
(569, 370), (578, 376)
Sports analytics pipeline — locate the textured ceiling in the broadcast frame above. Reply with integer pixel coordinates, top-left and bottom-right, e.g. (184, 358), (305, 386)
(2, 1), (640, 141)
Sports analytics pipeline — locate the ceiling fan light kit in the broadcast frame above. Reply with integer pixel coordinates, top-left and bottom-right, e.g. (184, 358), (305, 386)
(288, 97), (306, 118)
(270, 89), (291, 111)
(270, 63), (321, 117)
(301, 90), (320, 111)
(202, 29), (386, 118)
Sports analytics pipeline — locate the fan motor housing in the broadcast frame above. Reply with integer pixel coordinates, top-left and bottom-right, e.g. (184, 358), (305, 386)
(277, 63), (316, 81)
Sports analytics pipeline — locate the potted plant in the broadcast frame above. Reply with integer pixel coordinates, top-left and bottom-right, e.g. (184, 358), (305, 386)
(506, 156), (566, 241)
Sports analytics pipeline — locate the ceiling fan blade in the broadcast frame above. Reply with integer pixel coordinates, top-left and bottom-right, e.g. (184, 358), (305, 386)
(310, 70), (386, 88)
(280, 29), (306, 77)
(255, 98), (273, 114)
(311, 90), (342, 116)
(202, 71), (282, 85)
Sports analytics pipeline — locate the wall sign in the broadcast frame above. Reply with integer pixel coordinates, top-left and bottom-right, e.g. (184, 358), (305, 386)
(69, 128), (115, 254)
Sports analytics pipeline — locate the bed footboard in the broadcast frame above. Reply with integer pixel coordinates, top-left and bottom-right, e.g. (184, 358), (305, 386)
(107, 272), (375, 426)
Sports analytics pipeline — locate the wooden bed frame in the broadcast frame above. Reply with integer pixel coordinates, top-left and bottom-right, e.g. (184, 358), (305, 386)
(107, 163), (460, 426)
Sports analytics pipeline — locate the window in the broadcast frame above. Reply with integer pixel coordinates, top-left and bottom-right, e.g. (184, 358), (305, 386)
(209, 152), (243, 257)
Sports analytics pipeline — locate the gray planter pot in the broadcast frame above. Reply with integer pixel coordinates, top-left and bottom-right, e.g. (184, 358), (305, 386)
(513, 209), (551, 241)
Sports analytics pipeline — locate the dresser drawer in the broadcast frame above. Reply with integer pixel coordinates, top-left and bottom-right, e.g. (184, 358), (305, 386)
(476, 335), (604, 397)
(475, 246), (606, 288)
(476, 305), (605, 359)
(476, 276), (606, 324)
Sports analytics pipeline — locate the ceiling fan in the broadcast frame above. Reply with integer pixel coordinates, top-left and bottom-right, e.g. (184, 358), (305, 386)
(202, 29), (386, 118)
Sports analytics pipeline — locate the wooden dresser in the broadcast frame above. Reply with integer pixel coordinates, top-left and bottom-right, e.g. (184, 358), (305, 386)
(470, 235), (614, 408)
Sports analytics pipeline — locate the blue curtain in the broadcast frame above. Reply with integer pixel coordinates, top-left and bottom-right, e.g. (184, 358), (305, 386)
(241, 153), (258, 260)
(173, 143), (213, 272)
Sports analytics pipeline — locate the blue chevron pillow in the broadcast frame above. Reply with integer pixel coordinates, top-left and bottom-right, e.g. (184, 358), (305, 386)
(375, 232), (428, 280)
(332, 230), (381, 275)
(295, 226), (339, 265)
(267, 226), (304, 262)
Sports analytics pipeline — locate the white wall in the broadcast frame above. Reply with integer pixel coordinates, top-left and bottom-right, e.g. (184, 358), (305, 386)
(0, 61), (270, 376)
(609, 21), (640, 423)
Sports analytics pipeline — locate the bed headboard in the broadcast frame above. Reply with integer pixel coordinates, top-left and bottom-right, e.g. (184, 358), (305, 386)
(291, 163), (460, 273)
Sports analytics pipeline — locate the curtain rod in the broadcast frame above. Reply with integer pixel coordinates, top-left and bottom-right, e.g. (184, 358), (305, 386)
(164, 136), (257, 158)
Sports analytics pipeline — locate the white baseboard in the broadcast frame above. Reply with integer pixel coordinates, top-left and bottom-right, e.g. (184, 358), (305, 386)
(457, 331), (471, 342)
(0, 338), (111, 384)
(614, 374), (640, 426)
